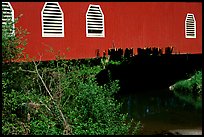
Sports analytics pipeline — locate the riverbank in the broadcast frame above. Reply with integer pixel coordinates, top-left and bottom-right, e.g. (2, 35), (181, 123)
(168, 128), (202, 135)
(151, 128), (202, 135)
(169, 70), (202, 109)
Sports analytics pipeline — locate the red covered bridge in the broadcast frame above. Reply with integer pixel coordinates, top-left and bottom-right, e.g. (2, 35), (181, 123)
(2, 2), (202, 61)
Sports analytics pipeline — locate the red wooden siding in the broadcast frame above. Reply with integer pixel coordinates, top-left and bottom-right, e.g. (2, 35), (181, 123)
(10, 2), (202, 61)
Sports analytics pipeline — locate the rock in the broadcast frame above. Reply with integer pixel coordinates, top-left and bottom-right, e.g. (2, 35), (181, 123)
(168, 129), (202, 135)
(169, 85), (175, 91)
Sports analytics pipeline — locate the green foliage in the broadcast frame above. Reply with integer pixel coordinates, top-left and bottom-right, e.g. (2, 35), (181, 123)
(2, 14), (28, 62)
(65, 79), (127, 135)
(2, 59), (141, 135)
(30, 114), (62, 135)
(171, 70), (202, 109)
(59, 62), (141, 135)
(2, 118), (30, 135)
(108, 60), (122, 65)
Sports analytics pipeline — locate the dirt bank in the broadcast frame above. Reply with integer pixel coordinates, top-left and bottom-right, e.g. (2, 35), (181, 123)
(168, 128), (202, 135)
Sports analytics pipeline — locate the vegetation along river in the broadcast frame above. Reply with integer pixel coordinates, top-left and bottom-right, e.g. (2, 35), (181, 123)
(118, 88), (202, 135)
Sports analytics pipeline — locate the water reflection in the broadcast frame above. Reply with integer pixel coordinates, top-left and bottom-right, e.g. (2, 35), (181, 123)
(119, 88), (202, 134)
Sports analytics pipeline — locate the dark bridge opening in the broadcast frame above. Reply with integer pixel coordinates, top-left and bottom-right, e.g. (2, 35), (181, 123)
(96, 54), (202, 94)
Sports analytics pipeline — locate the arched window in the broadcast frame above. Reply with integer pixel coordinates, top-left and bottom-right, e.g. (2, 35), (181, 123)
(86, 4), (105, 37)
(41, 2), (64, 37)
(185, 13), (196, 38)
(2, 2), (15, 34)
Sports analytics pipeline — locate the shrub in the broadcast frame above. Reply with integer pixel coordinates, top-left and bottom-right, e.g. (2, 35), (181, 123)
(2, 14), (28, 62)
(2, 59), (141, 135)
(171, 70), (202, 109)
(59, 62), (141, 135)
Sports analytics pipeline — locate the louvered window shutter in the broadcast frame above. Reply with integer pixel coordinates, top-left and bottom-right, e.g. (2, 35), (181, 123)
(41, 2), (64, 37)
(185, 13), (196, 38)
(86, 4), (105, 37)
(2, 2), (15, 34)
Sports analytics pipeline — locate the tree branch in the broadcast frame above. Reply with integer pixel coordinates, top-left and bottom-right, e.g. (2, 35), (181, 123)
(19, 67), (36, 73)
(32, 60), (72, 135)
(33, 61), (54, 100)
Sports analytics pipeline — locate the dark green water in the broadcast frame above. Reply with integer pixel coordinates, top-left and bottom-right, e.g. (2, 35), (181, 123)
(119, 88), (202, 135)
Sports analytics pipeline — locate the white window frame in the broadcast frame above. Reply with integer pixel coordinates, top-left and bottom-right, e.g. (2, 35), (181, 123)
(185, 13), (196, 38)
(2, 2), (15, 35)
(41, 2), (64, 37)
(86, 4), (105, 38)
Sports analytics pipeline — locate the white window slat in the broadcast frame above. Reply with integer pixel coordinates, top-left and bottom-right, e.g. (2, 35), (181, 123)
(44, 30), (62, 33)
(88, 23), (103, 26)
(43, 27), (62, 29)
(185, 13), (196, 38)
(86, 4), (105, 37)
(43, 11), (62, 14)
(43, 14), (62, 17)
(2, 6), (10, 9)
(2, 2), (15, 35)
(45, 5), (59, 8)
(88, 22), (103, 25)
(43, 24), (63, 27)
(41, 2), (64, 37)
(2, 15), (12, 17)
(90, 6), (100, 9)
(88, 28), (103, 30)
(2, 8), (11, 11)
(88, 25), (103, 27)
(87, 34), (104, 38)
(87, 13), (102, 16)
(43, 19), (63, 21)
(43, 20), (63, 23)
(44, 8), (60, 11)
(89, 10), (101, 13)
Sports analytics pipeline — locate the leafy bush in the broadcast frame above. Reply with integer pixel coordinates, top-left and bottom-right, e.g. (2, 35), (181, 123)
(30, 113), (62, 135)
(57, 62), (141, 135)
(2, 14), (28, 62)
(2, 60), (141, 135)
(171, 70), (202, 109)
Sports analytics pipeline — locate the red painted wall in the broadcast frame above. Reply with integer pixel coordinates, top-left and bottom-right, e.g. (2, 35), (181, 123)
(11, 2), (202, 61)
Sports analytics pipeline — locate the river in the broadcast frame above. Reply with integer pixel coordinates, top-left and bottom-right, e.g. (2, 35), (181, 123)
(118, 88), (202, 135)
